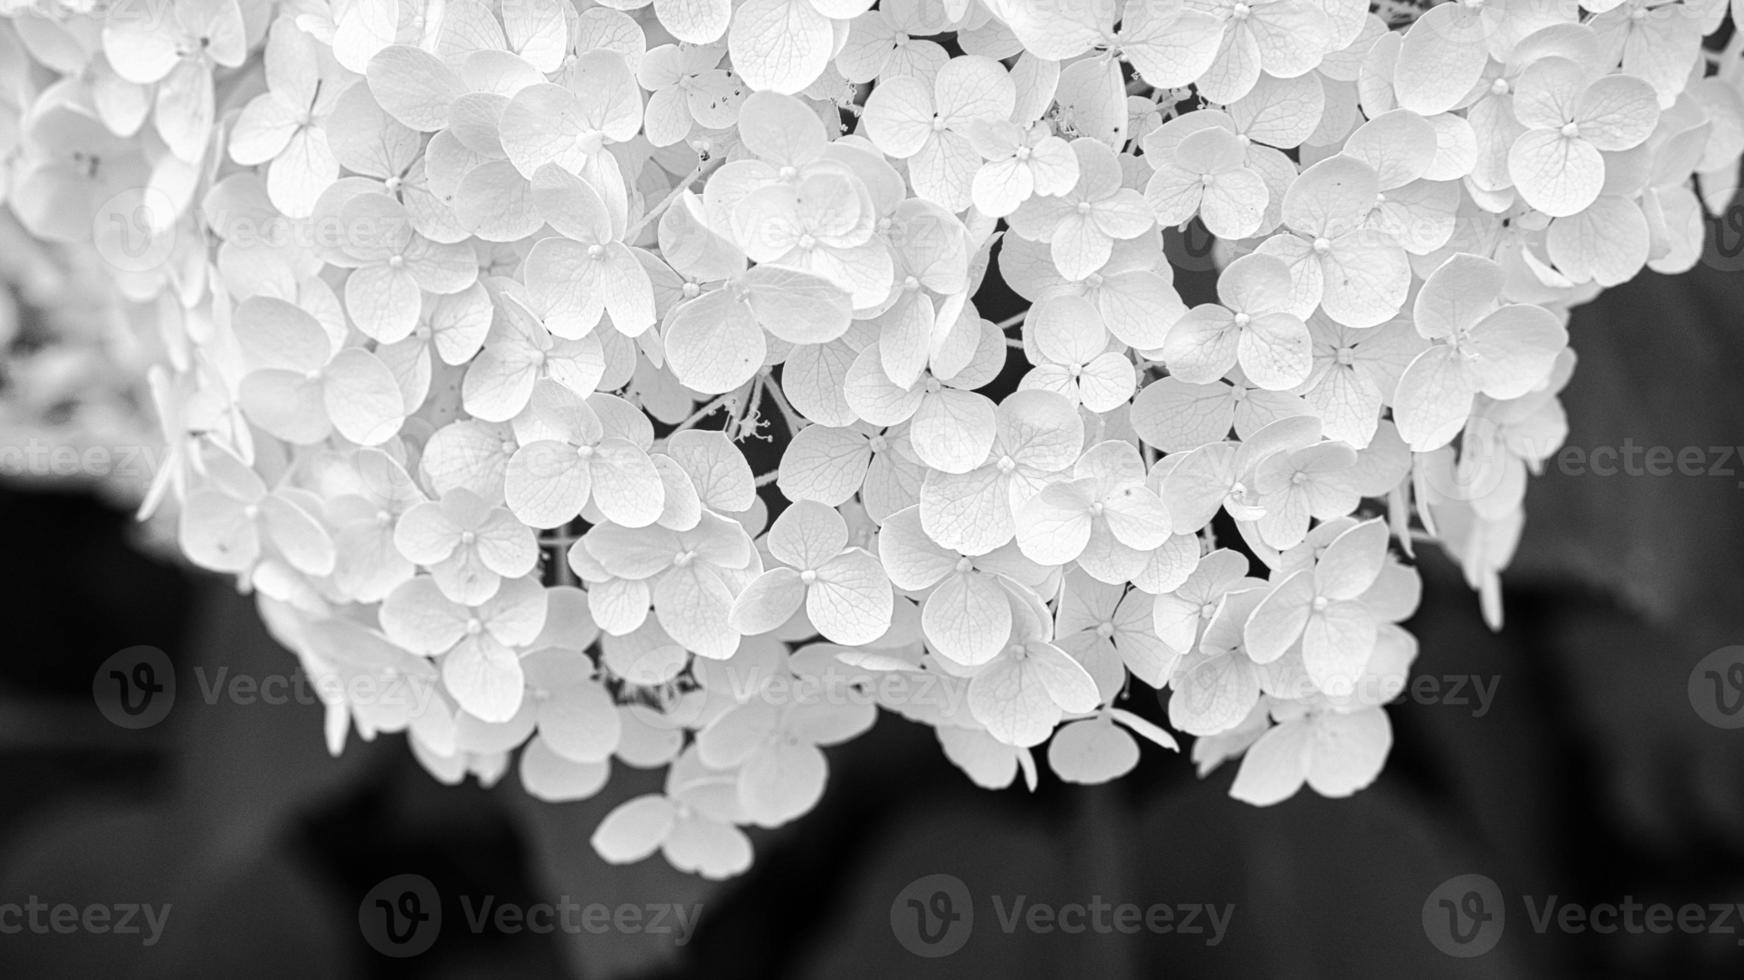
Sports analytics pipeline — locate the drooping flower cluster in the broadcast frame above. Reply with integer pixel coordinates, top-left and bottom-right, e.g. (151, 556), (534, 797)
(4, 0), (1741, 878)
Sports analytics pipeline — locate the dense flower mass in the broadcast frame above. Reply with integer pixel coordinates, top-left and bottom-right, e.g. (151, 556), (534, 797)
(3, 0), (1741, 878)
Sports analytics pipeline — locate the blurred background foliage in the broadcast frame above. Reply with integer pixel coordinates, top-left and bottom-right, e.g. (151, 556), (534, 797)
(1, 235), (1742, 979)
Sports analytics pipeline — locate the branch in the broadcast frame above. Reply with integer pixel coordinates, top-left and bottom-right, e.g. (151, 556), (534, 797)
(626, 160), (712, 240)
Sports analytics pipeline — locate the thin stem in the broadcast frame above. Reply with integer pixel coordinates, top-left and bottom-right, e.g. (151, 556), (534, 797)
(995, 311), (1026, 331)
(762, 373), (804, 438)
(754, 470), (780, 487)
(627, 162), (708, 240)
(735, 374), (768, 439)
(671, 390), (738, 432)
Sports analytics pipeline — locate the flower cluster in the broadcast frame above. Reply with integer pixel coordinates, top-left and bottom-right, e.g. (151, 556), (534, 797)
(4, 0), (1741, 878)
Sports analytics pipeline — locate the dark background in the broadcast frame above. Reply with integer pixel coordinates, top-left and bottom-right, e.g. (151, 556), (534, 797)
(2, 234), (1743, 978)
